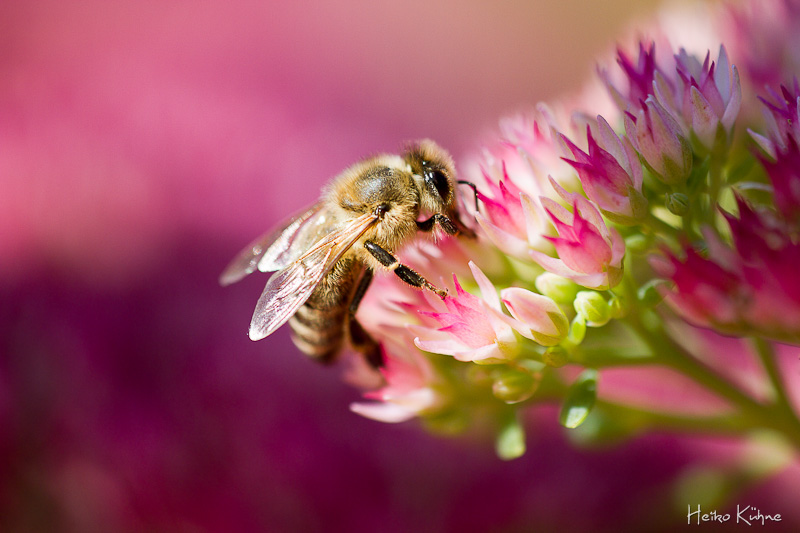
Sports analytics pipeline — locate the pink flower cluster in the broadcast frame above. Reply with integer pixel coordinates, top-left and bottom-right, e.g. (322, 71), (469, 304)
(657, 76), (800, 343)
(656, 196), (800, 344)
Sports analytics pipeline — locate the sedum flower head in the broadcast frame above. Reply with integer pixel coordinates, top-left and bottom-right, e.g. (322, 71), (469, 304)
(655, 196), (800, 344)
(725, 0), (800, 89)
(324, 0), (800, 465)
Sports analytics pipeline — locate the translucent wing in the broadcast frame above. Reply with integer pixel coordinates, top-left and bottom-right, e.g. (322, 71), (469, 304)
(248, 212), (379, 341)
(219, 203), (328, 286)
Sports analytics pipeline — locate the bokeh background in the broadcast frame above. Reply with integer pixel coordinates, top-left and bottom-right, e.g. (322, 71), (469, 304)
(3, 0), (798, 531)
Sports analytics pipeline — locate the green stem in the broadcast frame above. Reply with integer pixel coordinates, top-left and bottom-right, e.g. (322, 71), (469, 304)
(643, 212), (681, 242)
(627, 317), (800, 449)
(595, 400), (754, 436)
(535, 382), (754, 438)
(751, 337), (797, 418)
(706, 154), (724, 225)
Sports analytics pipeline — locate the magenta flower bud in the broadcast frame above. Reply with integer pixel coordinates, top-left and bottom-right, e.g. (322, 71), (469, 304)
(653, 248), (742, 328)
(600, 41), (662, 112)
(752, 79), (800, 156)
(561, 118), (648, 223)
(625, 96), (693, 184)
(655, 46), (742, 153)
(758, 135), (800, 224)
(474, 166), (551, 259)
(529, 196), (625, 290)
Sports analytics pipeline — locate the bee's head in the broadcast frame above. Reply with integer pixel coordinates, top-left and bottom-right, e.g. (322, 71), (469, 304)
(403, 139), (457, 215)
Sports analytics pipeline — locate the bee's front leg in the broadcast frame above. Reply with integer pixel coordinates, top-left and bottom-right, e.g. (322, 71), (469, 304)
(364, 241), (448, 299)
(417, 212), (476, 239)
(416, 214), (459, 235)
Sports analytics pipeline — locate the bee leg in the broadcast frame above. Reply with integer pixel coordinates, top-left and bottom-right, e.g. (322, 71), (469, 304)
(417, 213), (475, 239)
(457, 180), (480, 212)
(416, 214), (459, 235)
(347, 268), (383, 368)
(364, 241), (448, 299)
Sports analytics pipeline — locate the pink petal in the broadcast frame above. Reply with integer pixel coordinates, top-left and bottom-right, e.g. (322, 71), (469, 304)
(453, 343), (504, 362)
(476, 213), (531, 258)
(690, 86), (719, 148)
(469, 261), (501, 310)
(414, 336), (465, 357)
(350, 402), (417, 423)
(440, 322), (495, 349)
(721, 66), (742, 131)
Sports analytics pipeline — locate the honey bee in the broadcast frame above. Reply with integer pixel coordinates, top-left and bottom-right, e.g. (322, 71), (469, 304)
(220, 140), (475, 367)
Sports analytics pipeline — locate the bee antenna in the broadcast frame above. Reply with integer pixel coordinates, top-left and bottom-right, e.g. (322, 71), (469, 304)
(457, 180), (480, 212)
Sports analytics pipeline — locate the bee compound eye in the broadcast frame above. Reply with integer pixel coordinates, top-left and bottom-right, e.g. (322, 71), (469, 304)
(426, 170), (451, 201)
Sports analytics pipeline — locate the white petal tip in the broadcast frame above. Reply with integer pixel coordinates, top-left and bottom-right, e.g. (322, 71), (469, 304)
(248, 327), (267, 341)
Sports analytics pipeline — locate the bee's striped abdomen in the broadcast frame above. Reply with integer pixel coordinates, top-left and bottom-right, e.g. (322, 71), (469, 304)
(288, 258), (361, 363)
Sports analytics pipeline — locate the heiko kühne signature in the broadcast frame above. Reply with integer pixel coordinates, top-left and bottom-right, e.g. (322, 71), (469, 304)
(688, 504), (782, 526)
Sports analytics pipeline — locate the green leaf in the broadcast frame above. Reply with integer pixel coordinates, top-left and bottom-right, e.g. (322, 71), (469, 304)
(559, 369), (599, 429)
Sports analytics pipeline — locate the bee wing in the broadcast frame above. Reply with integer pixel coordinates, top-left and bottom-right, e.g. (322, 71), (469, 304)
(219, 203), (328, 286)
(248, 212), (379, 341)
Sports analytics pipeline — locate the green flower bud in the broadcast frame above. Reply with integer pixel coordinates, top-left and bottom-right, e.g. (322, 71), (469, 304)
(534, 273), (580, 304)
(466, 365), (495, 387)
(543, 346), (569, 368)
(569, 315), (587, 344)
(492, 368), (540, 404)
(574, 291), (612, 327)
(665, 192), (690, 216)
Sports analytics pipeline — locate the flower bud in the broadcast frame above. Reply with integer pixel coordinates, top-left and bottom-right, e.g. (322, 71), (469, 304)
(543, 346), (569, 367)
(534, 272), (580, 304)
(492, 368), (541, 404)
(560, 120), (646, 223)
(665, 192), (690, 216)
(568, 315), (587, 344)
(466, 365), (495, 387)
(501, 287), (570, 346)
(625, 97), (693, 185)
(574, 291), (612, 327)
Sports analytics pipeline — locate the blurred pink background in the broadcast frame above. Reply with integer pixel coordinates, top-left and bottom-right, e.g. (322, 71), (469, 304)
(3, 1), (797, 531)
